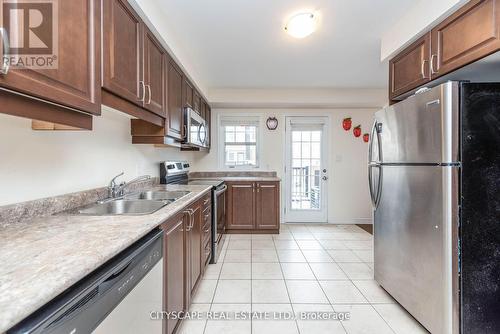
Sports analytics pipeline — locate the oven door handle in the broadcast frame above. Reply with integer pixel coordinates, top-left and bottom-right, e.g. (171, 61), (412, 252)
(215, 185), (228, 196)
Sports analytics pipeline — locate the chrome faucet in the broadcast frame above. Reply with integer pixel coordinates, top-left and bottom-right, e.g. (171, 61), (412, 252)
(108, 173), (151, 199)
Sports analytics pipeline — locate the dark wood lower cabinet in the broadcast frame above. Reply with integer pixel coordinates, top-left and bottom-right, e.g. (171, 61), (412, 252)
(188, 203), (202, 293)
(161, 211), (187, 334)
(256, 182), (280, 230)
(226, 182), (255, 230)
(161, 193), (211, 334)
(226, 181), (281, 233)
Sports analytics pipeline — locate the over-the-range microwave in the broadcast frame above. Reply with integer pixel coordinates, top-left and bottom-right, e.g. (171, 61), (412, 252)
(183, 107), (208, 148)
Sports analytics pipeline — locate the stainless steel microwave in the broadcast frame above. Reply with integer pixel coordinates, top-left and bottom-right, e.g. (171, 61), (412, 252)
(184, 107), (208, 148)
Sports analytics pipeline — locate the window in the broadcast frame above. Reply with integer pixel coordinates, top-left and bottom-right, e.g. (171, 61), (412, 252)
(220, 116), (260, 169)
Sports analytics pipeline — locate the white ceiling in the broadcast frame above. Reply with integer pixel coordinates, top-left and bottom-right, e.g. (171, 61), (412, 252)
(152, 0), (414, 90)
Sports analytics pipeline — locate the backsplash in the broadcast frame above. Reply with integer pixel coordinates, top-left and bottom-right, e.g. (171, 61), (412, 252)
(0, 178), (159, 227)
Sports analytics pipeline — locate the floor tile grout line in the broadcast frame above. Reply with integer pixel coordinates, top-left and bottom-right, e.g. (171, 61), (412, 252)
(296, 226), (350, 334)
(273, 236), (301, 334)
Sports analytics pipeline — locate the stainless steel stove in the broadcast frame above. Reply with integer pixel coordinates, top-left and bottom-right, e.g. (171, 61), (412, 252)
(160, 161), (226, 263)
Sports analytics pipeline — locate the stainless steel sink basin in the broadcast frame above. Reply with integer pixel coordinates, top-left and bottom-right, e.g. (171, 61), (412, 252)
(77, 200), (170, 216)
(125, 190), (190, 201)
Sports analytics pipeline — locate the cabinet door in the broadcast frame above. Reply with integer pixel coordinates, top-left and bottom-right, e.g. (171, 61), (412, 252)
(193, 91), (201, 114)
(183, 79), (194, 108)
(431, 0), (500, 78)
(189, 204), (202, 292)
(227, 182), (255, 230)
(167, 60), (184, 140)
(256, 182), (280, 230)
(163, 213), (187, 334)
(0, 0), (101, 115)
(102, 0), (143, 105)
(143, 27), (165, 116)
(389, 33), (431, 100)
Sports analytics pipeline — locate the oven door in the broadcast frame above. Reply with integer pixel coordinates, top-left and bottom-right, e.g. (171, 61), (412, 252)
(212, 184), (227, 263)
(185, 108), (207, 148)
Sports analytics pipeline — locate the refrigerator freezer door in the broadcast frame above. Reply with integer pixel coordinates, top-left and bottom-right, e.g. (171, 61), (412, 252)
(374, 165), (459, 334)
(374, 82), (460, 164)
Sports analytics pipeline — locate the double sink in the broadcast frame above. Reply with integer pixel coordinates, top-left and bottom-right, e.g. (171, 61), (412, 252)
(76, 190), (190, 216)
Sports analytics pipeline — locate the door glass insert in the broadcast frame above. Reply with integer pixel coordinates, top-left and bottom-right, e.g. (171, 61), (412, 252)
(291, 129), (322, 210)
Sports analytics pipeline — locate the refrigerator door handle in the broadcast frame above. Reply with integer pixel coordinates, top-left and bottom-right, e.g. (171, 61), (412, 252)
(374, 165), (383, 209)
(368, 164), (377, 208)
(376, 122), (383, 163)
(368, 121), (377, 163)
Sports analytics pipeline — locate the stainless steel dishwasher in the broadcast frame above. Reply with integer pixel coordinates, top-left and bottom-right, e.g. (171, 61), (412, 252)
(8, 229), (164, 334)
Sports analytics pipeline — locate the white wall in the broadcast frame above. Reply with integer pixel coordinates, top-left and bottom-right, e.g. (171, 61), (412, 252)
(0, 107), (195, 206)
(209, 88), (387, 109)
(381, 0), (470, 61)
(190, 108), (377, 224)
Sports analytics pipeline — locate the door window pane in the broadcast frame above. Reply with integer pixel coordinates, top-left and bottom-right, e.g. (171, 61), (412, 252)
(290, 129), (322, 210)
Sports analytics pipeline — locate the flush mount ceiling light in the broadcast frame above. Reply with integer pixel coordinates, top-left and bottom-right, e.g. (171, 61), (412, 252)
(284, 12), (317, 38)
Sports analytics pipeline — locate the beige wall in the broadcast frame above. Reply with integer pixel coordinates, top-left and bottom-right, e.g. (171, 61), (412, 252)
(190, 108), (377, 224)
(0, 107), (194, 206)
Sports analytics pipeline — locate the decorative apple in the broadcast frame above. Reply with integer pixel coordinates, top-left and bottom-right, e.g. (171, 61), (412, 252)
(342, 118), (352, 131)
(363, 133), (370, 143)
(353, 125), (362, 138)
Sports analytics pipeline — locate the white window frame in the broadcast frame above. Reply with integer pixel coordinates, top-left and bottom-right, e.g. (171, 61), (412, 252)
(218, 114), (262, 170)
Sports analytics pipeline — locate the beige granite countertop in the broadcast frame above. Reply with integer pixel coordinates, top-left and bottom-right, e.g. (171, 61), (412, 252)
(0, 184), (212, 333)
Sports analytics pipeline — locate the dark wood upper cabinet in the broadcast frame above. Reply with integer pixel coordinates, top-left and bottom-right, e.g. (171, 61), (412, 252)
(0, 0), (101, 115)
(256, 182), (280, 230)
(167, 60), (185, 140)
(183, 79), (194, 108)
(162, 212), (187, 334)
(431, 0), (500, 78)
(143, 28), (166, 117)
(193, 90), (202, 114)
(389, 0), (500, 99)
(227, 182), (256, 230)
(389, 33), (431, 100)
(102, 0), (143, 105)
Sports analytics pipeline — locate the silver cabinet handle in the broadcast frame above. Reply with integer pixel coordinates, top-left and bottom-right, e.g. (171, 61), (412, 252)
(0, 28), (10, 75)
(430, 54), (438, 75)
(139, 81), (146, 102)
(421, 59), (428, 79)
(146, 85), (152, 104)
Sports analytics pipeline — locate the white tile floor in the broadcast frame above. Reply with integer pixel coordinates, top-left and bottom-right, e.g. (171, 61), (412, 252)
(179, 224), (429, 334)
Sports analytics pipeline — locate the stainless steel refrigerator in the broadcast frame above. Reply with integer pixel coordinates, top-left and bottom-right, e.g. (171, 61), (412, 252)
(369, 81), (500, 334)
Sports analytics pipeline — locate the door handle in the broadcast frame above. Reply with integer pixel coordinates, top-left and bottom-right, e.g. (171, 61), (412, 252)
(430, 54), (438, 75)
(139, 81), (146, 102)
(421, 59), (428, 79)
(0, 28), (10, 75)
(146, 85), (152, 104)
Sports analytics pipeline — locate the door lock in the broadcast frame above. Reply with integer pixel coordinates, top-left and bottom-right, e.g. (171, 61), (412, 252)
(322, 176), (328, 181)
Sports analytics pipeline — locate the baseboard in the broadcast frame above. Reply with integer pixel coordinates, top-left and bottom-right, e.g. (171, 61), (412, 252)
(328, 218), (372, 225)
(356, 224), (373, 234)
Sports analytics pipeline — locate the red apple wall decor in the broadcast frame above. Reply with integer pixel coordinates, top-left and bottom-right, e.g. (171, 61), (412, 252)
(342, 118), (352, 131)
(353, 125), (362, 138)
(363, 133), (370, 143)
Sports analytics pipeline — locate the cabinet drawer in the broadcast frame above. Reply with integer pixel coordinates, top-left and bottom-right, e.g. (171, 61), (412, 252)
(203, 238), (211, 266)
(203, 222), (211, 244)
(201, 194), (211, 211)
